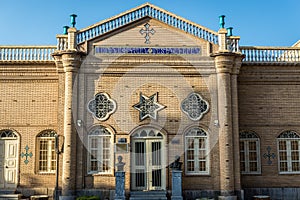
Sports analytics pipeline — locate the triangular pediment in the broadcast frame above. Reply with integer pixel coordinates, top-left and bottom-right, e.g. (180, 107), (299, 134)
(77, 3), (218, 45)
(89, 18), (214, 56)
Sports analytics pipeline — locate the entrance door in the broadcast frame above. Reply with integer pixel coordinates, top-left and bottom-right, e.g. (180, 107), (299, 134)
(131, 128), (165, 191)
(0, 131), (19, 189)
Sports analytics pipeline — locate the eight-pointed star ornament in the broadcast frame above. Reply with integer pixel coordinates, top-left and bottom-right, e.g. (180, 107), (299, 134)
(133, 92), (166, 121)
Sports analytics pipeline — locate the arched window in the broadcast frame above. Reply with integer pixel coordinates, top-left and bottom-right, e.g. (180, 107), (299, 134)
(36, 130), (57, 173)
(239, 130), (261, 174)
(0, 129), (18, 139)
(87, 126), (114, 174)
(278, 130), (300, 174)
(185, 127), (209, 175)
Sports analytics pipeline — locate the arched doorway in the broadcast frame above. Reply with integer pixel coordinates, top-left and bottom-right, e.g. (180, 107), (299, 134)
(131, 127), (166, 191)
(0, 129), (19, 189)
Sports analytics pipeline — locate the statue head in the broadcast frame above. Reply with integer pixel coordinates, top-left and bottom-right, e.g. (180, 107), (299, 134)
(118, 155), (123, 163)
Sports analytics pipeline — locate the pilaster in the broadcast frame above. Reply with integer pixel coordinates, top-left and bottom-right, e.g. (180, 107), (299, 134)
(211, 51), (243, 199)
(52, 47), (85, 200)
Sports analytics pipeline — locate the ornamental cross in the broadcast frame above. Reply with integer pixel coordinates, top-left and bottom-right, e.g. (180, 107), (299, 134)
(21, 145), (33, 165)
(263, 146), (276, 165)
(140, 23), (155, 44)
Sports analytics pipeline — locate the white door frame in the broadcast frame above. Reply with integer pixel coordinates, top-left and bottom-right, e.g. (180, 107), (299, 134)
(0, 130), (19, 189)
(130, 127), (166, 191)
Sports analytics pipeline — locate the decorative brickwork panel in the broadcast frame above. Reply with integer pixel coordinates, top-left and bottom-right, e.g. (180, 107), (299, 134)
(181, 93), (209, 121)
(88, 92), (117, 121)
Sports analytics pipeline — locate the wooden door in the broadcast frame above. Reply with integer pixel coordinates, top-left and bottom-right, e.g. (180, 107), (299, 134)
(0, 139), (18, 189)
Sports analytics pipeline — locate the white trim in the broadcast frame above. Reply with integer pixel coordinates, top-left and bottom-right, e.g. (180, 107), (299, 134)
(130, 127), (166, 191)
(240, 138), (261, 175)
(184, 127), (210, 175)
(277, 138), (300, 174)
(36, 136), (56, 174)
(87, 126), (114, 175)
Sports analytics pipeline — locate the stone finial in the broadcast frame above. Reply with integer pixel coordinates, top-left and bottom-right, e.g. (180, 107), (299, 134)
(63, 26), (69, 35)
(116, 156), (125, 171)
(70, 14), (77, 28)
(219, 15), (226, 29)
(227, 27), (233, 37)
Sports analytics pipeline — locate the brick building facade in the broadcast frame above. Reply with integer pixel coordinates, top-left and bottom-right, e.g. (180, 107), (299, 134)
(1, 3), (300, 200)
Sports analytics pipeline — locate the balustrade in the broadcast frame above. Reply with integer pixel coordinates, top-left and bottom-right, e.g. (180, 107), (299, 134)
(0, 46), (56, 61)
(227, 36), (240, 53)
(241, 46), (300, 62)
(57, 35), (68, 51)
(76, 4), (218, 44)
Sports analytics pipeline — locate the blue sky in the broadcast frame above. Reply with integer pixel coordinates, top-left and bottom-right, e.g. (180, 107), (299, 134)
(0, 0), (299, 46)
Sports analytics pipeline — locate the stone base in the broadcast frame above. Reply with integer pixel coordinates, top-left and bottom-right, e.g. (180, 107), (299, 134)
(171, 196), (183, 200)
(114, 195), (126, 200)
(0, 194), (22, 200)
(218, 196), (237, 200)
(59, 196), (76, 200)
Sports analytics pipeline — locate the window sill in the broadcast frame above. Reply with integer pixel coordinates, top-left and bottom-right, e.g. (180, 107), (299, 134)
(36, 172), (56, 175)
(279, 172), (300, 175)
(87, 172), (115, 177)
(185, 172), (210, 177)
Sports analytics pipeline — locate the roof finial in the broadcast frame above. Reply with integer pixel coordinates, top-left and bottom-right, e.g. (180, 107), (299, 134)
(227, 27), (233, 36)
(70, 14), (77, 28)
(219, 15), (225, 29)
(63, 26), (69, 35)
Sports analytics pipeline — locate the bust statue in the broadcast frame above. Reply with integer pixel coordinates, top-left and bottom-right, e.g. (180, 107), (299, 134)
(116, 155), (125, 172)
(170, 155), (182, 170)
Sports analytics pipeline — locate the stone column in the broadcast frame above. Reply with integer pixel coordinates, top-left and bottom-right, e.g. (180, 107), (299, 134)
(171, 170), (183, 200)
(212, 52), (243, 200)
(52, 27), (85, 200)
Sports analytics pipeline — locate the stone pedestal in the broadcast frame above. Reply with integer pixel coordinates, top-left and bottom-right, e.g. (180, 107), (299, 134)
(171, 170), (183, 200)
(218, 196), (237, 200)
(59, 196), (76, 200)
(115, 171), (125, 200)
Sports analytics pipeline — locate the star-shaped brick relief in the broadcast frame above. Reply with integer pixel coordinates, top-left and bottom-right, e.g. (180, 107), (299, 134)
(133, 92), (166, 121)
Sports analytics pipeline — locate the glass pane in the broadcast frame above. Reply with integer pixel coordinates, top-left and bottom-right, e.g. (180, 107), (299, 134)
(187, 161), (194, 172)
(199, 138), (205, 149)
(135, 142), (145, 166)
(152, 169), (162, 187)
(240, 142), (244, 151)
(249, 162), (258, 171)
(198, 150), (205, 160)
(280, 162), (288, 171)
(152, 142), (161, 165)
(249, 141), (257, 151)
(249, 152), (257, 161)
(199, 161), (206, 171)
(292, 162), (300, 171)
(91, 161), (97, 171)
(187, 150), (194, 160)
(279, 152), (287, 160)
(187, 139), (194, 148)
(136, 169), (145, 187)
(291, 141), (299, 150)
(279, 141), (286, 150)
(292, 151), (299, 160)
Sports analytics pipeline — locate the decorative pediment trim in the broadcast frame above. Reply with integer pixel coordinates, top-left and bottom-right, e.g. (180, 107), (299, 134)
(77, 3), (218, 44)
